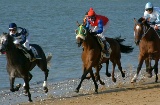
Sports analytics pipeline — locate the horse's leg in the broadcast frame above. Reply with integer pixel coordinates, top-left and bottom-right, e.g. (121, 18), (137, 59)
(116, 59), (125, 78)
(9, 76), (15, 92)
(105, 60), (111, 77)
(23, 76), (32, 102)
(90, 69), (98, 93)
(145, 58), (149, 73)
(112, 62), (116, 82)
(131, 57), (144, 83)
(37, 63), (49, 93)
(23, 72), (32, 94)
(75, 69), (89, 93)
(42, 69), (49, 93)
(153, 59), (159, 82)
(147, 57), (153, 78)
(95, 66), (105, 85)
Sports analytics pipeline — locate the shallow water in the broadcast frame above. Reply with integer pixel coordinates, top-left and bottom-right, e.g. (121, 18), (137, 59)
(0, 0), (160, 104)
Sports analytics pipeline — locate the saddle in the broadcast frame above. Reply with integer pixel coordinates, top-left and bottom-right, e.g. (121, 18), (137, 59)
(96, 37), (111, 58)
(18, 45), (39, 62)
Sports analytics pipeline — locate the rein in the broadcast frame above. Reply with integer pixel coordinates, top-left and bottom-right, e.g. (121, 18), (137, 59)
(141, 26), (151, 38)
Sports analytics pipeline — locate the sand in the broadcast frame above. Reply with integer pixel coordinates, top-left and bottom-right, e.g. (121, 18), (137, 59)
(21, 75), (160, 105)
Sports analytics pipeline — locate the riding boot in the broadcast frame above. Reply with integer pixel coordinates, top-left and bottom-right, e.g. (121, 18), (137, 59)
(103, 40), (110, 58)
(35, 54), (41, 59)
(28, 49), (35, 61)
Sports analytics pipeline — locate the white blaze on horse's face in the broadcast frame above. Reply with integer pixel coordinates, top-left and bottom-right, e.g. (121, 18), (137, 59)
(134, 25), (141, 36)
(136, 25), (140, 30)
(0, 35), (7, 45)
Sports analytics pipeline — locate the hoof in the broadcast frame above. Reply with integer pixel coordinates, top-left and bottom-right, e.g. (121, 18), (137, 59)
(106, 73), (111, 77)
(44, 87), (48, 93)
(100, 81), (105, 85)
(28, 99), (33, 102)
(94, 90), (98, 94)
(131, 79), (136, 83)
(155, 77), (158, 83)
(23, 90), (28, 96)
(75, 89), (79, 93)
(15, 84), (21, 91)
(10, 88), (15, 92)
(122, 73), (125, 78)
(147, 73), (152, 78)
(86, 75), (91, 79)
(112, 78), (116, 83)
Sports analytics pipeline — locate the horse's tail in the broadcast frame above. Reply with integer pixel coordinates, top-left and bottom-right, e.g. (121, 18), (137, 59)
(115, 36), (134, 53)
(46, 53), (52, 68)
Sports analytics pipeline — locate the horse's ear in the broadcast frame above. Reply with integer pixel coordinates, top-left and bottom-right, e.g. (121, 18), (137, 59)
(76, 21), (80, 27)
(134, 18), (137, 24)
(2, 32), (8, 35)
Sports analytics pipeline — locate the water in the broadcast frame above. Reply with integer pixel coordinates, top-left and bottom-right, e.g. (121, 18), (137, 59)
(0, 0), (160, 104)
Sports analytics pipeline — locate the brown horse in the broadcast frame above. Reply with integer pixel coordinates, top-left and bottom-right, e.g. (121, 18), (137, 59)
(131, 17), (160, 83)
(75, 22), (133, 93)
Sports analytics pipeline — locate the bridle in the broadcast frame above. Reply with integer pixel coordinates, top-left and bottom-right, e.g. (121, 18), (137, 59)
(141, 25), (151, 38)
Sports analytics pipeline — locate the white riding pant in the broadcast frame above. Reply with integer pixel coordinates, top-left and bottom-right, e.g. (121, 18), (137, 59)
(89, 21), (110, 41)
(13, 35), (30, 50)
(23, 35), (30, 50)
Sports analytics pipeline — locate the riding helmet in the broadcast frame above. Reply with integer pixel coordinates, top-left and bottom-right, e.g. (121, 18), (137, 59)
(9, 23), (17, 29)
(145, 2), (153, 10)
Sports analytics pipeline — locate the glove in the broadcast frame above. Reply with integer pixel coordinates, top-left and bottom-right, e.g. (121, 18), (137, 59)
(85, 19), (90, 29)
(91, 32), (97, 36)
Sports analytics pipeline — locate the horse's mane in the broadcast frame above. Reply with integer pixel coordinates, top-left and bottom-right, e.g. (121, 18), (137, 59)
(138, 17), (144, 23)
(137, 17), (150, 27)
(2, 32), (13, 41)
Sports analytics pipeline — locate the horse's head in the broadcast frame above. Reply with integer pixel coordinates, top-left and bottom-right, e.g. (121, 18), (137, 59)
(0, 33), (12, 53)
(133, 17), (149, 45)
(75, 21), (88, 47)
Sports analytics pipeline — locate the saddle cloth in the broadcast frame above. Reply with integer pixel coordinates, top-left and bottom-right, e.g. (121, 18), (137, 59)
(96, 37), (112, 58)
(18, 45), (39, 62)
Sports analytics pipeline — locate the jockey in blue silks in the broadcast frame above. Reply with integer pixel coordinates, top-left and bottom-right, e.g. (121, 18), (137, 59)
(9, 23), (41, 61)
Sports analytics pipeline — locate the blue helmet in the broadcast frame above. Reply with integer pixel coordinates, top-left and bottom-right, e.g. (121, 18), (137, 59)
(145, 2), (153, 10)
(9, 23), (17, 29)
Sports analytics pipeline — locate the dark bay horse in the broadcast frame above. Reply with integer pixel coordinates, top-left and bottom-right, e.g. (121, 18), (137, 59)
(131, 17), (160, 83)
(0, 33), (52, 102)
(75, 23), (133, 93)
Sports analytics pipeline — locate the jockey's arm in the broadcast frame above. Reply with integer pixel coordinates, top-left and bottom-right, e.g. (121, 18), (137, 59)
(96, 19), (103, 34)
(85, 19), (90, 29)
(155, 13), (160, 24)
(19, 34), (26, 44)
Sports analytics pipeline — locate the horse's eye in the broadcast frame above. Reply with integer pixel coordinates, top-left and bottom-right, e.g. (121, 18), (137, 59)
(82, 29), (86, 34)
(75, 29), (78, 35)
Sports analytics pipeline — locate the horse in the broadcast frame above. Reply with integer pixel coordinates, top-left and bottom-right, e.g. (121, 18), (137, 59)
(0, 33), (52, 102)
(75, 22), (133, 93)
(131, 17), (160, 83)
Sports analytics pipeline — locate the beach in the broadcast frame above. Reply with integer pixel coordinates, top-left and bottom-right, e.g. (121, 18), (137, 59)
(21, 75), (160, 105)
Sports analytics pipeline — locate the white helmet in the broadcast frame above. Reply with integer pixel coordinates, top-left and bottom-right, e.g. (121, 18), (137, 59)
(145, 2), (153, 10)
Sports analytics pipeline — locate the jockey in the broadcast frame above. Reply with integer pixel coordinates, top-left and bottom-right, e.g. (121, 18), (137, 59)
(86, 8), (110, 58)
(143, 2), (160, 30)
(9, 23), (41, 61)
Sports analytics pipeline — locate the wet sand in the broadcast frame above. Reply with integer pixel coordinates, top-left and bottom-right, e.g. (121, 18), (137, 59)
(21, 75), (160, 105)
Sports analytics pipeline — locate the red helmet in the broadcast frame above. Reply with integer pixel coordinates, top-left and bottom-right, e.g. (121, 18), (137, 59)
(88, 8), (96, 17)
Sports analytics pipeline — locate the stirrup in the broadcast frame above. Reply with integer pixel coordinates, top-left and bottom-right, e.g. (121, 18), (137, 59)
(106, 53), (110, 58)
(35, 55), (42, 59)
(30, 58), (36, 62)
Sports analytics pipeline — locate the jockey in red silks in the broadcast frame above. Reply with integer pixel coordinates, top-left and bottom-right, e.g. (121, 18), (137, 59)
(86, 8), (110, 58)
